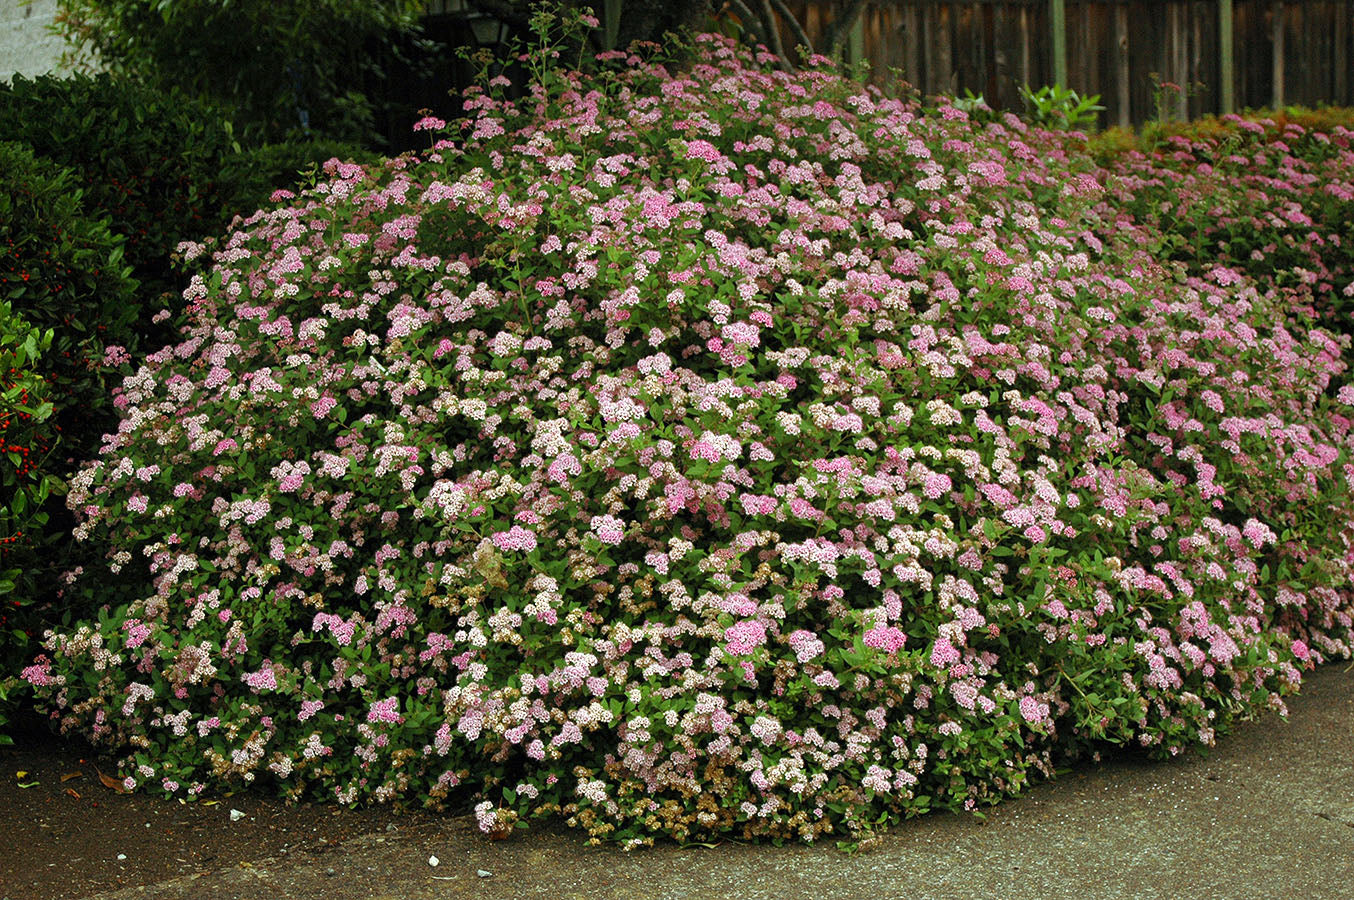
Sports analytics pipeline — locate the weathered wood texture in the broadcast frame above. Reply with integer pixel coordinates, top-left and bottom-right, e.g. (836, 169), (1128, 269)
(774, 1), (1354, 127)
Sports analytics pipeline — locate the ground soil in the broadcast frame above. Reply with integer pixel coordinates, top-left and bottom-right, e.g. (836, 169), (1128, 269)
(3, 664), (1352, 900)
(0, 713), (450, 900)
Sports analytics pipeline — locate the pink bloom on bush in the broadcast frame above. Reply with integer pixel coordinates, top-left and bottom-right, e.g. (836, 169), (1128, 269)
(787, 629), (824, 662)
(367, 697), (403, 725)
(684, 139), (733, 173)
(123, 619), (152, 649)
(1241, 518), (1276, 548)
(21, 657), (57, 687)
(1019, 695), (1049, 724)
(724, 619), (767, 656)
(590, 514), (626, 545)
(930, 638), (961, 668)
(243, 666), (278, 692)
(863, 625), (907, 653)
(721, 321), (761, 348)
(491, 525), (538, 552)
(922, 472), (952, 500)
(547, 452), (582, 483)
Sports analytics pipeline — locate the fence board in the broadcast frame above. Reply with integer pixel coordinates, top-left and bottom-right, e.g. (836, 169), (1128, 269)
(775, 1), (1353, 128)
(1337, 3), (1349, 104)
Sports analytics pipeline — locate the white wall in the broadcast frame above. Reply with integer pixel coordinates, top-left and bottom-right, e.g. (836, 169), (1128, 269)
(1, 0), (66, 79)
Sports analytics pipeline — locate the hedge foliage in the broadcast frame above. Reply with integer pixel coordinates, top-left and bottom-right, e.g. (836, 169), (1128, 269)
(20, 27), (1354, 850)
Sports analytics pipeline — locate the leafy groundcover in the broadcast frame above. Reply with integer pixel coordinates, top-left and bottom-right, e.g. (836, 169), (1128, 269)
(23, 32), (1354, 847)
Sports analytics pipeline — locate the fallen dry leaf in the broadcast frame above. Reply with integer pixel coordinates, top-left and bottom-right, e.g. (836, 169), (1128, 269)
(60, 772), (83, 783)
(15, 770), (28, 779)
(94, 767), (130, 794)
(64, 788), (81, 800)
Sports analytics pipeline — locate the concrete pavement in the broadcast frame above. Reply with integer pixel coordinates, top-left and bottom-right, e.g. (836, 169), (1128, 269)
(79, 663), (1354, 900)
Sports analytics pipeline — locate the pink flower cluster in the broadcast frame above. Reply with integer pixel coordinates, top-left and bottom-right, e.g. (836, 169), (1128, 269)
(28, 28), (1354, 849)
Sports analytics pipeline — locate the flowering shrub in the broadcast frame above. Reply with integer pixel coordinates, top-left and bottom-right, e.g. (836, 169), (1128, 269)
(0, 74), (238, 314)
(0, 141), (138, 463)
(0, 304), (59, 597)
(24, 32), (1354, 847)
(1, 299), (59, 739)
(0, 141), (139, 668)
(0, 74), (376, 328)
(1092, 110), (1354, 336)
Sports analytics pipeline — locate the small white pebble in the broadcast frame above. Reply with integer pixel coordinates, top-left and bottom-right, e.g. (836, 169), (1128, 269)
(427, 855), (440, 867)
(116, 854), (127, 861)
(478, 869), (492, 878)
(229, 809), (244, 822)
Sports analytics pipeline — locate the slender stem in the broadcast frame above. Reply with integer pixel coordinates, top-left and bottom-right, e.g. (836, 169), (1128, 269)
(725, 0), (770, 55)
(770, 0), (814, 60)
(758, 0), (789, 65)
(827, 0), (870, 58)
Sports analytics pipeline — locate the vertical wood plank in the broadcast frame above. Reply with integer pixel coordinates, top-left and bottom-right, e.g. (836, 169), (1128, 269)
(975, 4), (987, 98)
(1272, 0), (1285, 108)
(938, 2), (955, 93)
(993, 3), (1010, 110)
(1089, 1), (1099, 101)
(1191, 1), (1203, 118)
(1336, 0), (1350, 105)
(903, 2), (922, 93)
(752, 0), (1354, 123)
(1174, 2), (1189, 118)
(848, 5), (866, 67)
(1115, 2), (1131, 128)
(1020, 5), (1032, 90)
(922, 1), (936, 96)
(1153, 2), (1169, 118)
(1051, 0), (1068, 86)
(1073, 0), (1084, 99)
(984, 3), (998, 105)
(1220, 0), (1235, 113)
(1239, 0), (1259, 109)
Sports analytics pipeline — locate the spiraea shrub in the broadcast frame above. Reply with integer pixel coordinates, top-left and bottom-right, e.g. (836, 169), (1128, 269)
(24, 29), (1354, 846)
(0, 74), (237, 314)
(1, 300), (60, 732)
(0, 141), (138, 669)
(1092, 110), (1354, 336)
(0, 74), (375, 331)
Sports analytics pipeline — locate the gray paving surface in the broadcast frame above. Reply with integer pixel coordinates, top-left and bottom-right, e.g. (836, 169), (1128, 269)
(85, 664), (1354, 900)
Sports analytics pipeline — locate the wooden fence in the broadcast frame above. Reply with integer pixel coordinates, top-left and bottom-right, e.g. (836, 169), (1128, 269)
(780, 1), (1354, 128)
